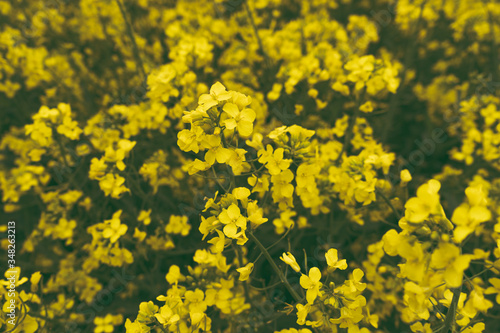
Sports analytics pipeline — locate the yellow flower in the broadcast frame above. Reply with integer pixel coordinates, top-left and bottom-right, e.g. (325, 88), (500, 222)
(133, 228), (146, 241)
(76, 142), (91, 156)
(137, 209), (152, 225)
(1, 267), (28, 287)
(30, 271), (42, 292)
(400, 169), (412, 183)
(102, 210), (127, 243)
(199, 215), (217, 240)
(452, 184), (491, 242)
(300, 267), (323, 304)
(227, 148), (248, 175)
(185, 288), (207, 323)
(57, 112), (82, 140)
(207, 229), (226, 253)
(223, 102), (256, 137)
(246, 201), (268, 227)
(410, 322), (433, 333)
(398, 240), (426, 283)
(198, 81), (232, 111)
(154, 304), (180, 327)
(165, 215), (191, 236)
(347, 268), (367, 292)
(296, 303), (311, 325)
(202, 134), (232, 165)
(103, 139), (136, 171)
(332, 81), (350, 96)
(430, 242), (471, 288)
(124, 319), (142, 333)
(280, 252), (301, 272)
(25, 121), (53, 147)
(89, 157), (107, 179)
(236, 263), (254, 281)
(325, 248), (347, 270)
(177, 125), (205, 153)
(232, 187), (251, 201)
(461, 323), (485, 333)
(53, 217), (77, 244)
(273, 210), (296, 234)
(166, 265), (185, 285)
(275, 329), (312, 333)
(187, 158), (211, 175)
(13, 315), (38, 333)
(485, 278), (500, 304)
(258, 145), (292, 175)
(98, 173), (130, 198)
(218, 204), (247, 239)
(359, 101), (373, 113)
(382, 229), (401, 256)
(452, 203), (491, 242)
(138, 301), (159, 322)
(267, 83), (282, 102)
(94, 314), (114, 333)
(404, 179), (442, 223)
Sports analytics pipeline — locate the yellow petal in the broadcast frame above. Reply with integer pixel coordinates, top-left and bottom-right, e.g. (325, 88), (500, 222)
(309, 267), (322, 282)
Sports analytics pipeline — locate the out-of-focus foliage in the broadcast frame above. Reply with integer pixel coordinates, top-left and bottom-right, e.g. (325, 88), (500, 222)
(1, 0), (500, 332)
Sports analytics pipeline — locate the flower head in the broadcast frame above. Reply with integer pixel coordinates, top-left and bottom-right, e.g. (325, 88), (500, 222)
(300, 267), (323, 304)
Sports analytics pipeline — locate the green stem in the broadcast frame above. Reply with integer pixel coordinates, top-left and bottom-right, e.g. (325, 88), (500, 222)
(440, 286), (461, 333)
(376, 189), (402, 220)
(212, 167), (230, 193)
(247, 231), (302, 302)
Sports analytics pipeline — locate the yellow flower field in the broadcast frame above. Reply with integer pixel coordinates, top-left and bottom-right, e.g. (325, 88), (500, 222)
(1, 0), (500, 332)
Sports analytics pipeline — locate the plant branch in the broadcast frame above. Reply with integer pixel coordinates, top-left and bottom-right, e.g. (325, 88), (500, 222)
(248, 230), (302, 302)
(376, 189), (402, 220)
(440, 286), (461, 333)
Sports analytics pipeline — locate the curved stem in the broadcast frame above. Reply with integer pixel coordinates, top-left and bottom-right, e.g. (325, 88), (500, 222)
(212, 167), (230, 193)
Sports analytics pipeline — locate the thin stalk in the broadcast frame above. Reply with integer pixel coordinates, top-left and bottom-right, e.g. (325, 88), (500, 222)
(440, 286), (461, 333)
(248, 231), (302, 302)
(376, 189), (402, 220)
(211, 167), (230, 193)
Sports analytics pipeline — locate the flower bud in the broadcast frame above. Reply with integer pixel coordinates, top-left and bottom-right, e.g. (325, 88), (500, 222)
(280, 252), (301, 272)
